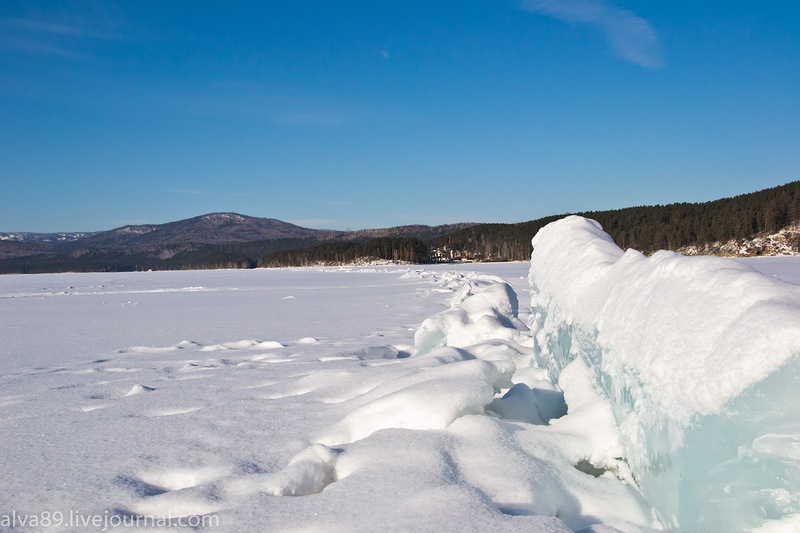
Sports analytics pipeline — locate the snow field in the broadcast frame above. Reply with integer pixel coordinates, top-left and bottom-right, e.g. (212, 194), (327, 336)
(1, 264), (658, 532)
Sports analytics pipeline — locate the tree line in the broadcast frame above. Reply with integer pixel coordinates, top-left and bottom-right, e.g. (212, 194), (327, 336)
(428, 181), (800, 261)
(259, 237), (429, 267)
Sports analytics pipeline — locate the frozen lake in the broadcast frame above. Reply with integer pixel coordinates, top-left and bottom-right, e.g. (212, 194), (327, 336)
(0, 257), (797, 532)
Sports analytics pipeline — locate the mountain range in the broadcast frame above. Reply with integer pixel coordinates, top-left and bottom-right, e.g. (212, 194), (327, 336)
(0, 214), (475, 273)
(1, 181), (798, 273)
(0, 213), (474, 248)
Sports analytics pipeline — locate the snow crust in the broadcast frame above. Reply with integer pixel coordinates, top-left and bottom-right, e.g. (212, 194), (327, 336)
(529, 216), (800, 531)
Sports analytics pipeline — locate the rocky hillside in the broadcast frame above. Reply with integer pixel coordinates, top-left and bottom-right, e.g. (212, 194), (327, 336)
(678, 223), (800, 256)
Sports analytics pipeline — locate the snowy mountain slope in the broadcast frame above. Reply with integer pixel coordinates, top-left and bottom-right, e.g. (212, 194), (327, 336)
(78, 213), (327, 248)
(0, 231), (98, 243)
(42, 214), (473, 250)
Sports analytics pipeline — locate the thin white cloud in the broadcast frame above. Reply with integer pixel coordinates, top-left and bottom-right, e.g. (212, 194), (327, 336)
(521, 0), (662, 68)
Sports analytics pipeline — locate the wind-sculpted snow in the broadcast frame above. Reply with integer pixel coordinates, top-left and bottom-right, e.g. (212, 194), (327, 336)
(529, 215), (800, 531)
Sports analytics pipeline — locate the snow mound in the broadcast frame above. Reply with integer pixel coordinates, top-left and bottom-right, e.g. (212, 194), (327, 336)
(487, 381), (567, 425)
(414, 272), (531, 355)
(315, 357), (512, 446)
(125, 384), (156, 396)
(226, 444), (340, 497)
(250, 340), (285, 350)
(529, 215), (800, 531)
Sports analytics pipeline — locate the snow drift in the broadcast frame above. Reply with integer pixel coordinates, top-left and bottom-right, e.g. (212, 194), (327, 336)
(529, 215), (800, 531)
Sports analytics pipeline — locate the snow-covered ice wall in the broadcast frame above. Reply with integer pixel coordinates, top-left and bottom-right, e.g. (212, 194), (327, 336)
(528, 216), (800, 531)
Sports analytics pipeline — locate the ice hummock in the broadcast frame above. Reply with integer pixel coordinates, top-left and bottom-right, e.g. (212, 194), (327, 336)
(528, 215), (800, 531)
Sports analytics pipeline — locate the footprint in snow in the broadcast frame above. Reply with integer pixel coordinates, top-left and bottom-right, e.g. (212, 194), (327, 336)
(115, 464), (232, 518)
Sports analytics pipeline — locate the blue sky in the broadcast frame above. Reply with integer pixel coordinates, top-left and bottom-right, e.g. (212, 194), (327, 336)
(1, 1), (799, 232)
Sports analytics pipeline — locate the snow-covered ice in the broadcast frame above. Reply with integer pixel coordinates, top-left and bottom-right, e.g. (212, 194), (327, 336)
(1, 250), (798, 532)
(529, 216), (800, 531)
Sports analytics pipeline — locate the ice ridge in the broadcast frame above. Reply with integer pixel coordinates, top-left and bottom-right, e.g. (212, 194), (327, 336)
(528, 215), (800, 531)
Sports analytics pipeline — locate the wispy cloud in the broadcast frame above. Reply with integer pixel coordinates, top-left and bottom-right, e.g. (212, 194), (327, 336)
(0, 34), (93, 61)
(152, 81), (352, 127)
(0, 11), (124, 61)
(521, 0), (662, 68)
(325, 200), (351, 206)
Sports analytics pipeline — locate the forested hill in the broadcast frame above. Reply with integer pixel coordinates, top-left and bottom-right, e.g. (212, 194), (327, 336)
(429, 181), (800, 261)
